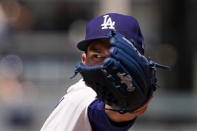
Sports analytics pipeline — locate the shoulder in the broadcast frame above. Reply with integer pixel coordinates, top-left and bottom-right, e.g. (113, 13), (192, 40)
(66, 79), (97, 100)
(55, 79), (97, 111)
(41, 79), (97, 131)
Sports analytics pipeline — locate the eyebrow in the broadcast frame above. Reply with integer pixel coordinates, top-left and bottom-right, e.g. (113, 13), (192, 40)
(87, 39), (110, 53)
(89, 48), (102, 53)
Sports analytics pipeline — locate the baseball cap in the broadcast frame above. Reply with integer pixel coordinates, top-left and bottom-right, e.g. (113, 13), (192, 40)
(77, 13), (145, 54)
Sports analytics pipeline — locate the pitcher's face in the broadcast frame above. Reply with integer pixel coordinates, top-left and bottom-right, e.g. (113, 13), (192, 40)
(81, 39), (111, 66)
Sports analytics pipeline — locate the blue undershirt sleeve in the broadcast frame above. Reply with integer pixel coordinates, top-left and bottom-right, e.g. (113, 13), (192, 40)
(88, 99), (136, 131)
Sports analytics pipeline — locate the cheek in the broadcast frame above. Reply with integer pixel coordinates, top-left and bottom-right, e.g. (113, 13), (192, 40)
(85, 56), (104, 66)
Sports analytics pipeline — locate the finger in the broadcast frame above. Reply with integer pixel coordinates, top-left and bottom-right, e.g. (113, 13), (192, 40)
(109, 32), (147, 63)
(109, 47), (147, 89)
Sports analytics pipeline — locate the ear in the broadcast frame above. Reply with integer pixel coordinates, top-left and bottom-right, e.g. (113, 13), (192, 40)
(81, 53), (86, 64)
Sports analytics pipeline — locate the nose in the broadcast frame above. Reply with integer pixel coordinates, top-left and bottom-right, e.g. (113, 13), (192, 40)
(103, 48), (110, 58)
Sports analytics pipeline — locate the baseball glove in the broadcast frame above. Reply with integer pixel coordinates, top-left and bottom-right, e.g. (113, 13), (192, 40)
(73, 30), (170, 114)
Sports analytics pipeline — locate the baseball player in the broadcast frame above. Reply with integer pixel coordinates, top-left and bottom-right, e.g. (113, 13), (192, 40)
(41, 13), (169, 131)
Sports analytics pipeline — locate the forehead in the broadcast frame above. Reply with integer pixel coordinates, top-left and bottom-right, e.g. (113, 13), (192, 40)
(87, 39), (110, 50)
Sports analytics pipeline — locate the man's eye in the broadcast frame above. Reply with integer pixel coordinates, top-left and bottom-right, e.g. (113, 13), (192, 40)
(94, 54), (102, 58)
(93, 54), (106, 59)
(91, 54), (106, 62)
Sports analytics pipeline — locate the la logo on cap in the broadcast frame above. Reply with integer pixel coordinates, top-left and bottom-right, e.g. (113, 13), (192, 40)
(101, 15), (115, 30)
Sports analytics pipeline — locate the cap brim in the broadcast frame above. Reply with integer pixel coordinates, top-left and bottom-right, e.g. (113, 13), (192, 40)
(77, 36), (109, 51)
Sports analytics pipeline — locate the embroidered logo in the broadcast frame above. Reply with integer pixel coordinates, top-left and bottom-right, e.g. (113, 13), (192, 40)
(101, 15), (115, 30)
(117, 72), (135, 92)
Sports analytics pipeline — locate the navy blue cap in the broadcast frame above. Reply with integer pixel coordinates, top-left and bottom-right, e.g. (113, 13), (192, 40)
(77, 13), (144, 54)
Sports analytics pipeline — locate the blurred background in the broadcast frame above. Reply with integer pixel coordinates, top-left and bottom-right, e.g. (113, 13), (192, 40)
(0, 0), (196, 131)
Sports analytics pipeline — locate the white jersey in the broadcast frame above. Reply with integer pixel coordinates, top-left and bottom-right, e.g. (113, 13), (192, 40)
(40, 79), (97, 131)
